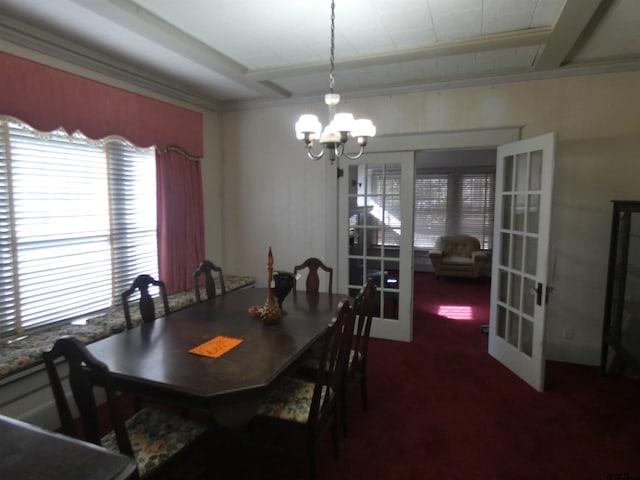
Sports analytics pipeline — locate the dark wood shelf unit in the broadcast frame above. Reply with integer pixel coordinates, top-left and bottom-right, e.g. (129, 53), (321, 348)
(601, 200), (640, 377)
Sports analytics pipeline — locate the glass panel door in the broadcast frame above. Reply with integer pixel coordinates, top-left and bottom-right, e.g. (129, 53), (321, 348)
(339, 152), (414, 342)
(489, 133), (555, 392)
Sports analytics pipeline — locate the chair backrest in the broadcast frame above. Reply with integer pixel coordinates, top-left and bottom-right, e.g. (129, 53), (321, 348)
(193, 260), (226, 302)
(121, 274), (170, 330)
(293, 257), (333, 294)
(308, 300), (355, 429)
(42, 336), (135, 458)
(435, 234), (481, 257)
(351, 279), (378, 367)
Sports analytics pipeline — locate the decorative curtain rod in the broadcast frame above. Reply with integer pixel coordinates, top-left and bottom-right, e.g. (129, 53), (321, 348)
(156, 144), (201, 162)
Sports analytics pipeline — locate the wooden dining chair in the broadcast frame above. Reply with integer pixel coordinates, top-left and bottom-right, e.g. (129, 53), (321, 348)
(192, 259), (226, 302)
(42, 336), (212, 480)
(342, 279), (377, 429)
(295, 279), (377, 437)
(247, 300), (355, 480)
(293, 257), (333, 294)
(121, 274), (170, 330)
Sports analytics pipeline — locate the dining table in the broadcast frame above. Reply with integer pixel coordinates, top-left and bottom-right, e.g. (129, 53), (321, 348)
(86, 288), (346, 411)
(0, 414), (138, 480)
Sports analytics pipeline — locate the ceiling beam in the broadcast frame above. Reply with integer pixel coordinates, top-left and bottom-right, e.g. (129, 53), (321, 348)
(533, 0), (603, 70)
(247, 27), (552, 81)
(71, 0), (287, 99)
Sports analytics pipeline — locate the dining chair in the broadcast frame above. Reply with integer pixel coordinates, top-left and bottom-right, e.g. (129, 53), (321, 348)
(296, 279), (377, 437)
(247, 299), (355, 480)
(121, 274), (170, 330)
(42, 336), (212, 480)
(293, 257), (333, 294)
(193, 259), (226, 302)
(343, 279), (377, 427)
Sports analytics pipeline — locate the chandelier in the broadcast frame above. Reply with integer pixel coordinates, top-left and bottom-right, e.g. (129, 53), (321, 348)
(294, 0), (376, 164)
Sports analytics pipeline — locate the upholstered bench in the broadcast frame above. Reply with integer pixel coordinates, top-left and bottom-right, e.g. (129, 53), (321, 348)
(0, 275), (255, 380)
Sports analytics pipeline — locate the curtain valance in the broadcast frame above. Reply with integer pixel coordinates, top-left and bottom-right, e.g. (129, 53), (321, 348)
(0, 52), (203, 157)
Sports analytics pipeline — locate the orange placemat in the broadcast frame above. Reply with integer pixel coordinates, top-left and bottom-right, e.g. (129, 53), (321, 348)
(189, 336), (243, 358)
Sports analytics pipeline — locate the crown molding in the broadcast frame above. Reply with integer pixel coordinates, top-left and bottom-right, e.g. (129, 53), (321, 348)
(2, 13), (639, 114)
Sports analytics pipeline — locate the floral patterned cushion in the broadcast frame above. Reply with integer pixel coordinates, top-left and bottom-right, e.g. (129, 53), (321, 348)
(256, 377), (333, 424)
(101, 407), (207, 477)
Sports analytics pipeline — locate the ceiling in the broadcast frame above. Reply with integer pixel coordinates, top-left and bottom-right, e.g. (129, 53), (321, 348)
(0, 0), (639, 111)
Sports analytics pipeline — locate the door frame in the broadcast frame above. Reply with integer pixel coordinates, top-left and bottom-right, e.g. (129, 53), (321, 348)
(327, 128), (522, 279)
(326, 127), (521, 335)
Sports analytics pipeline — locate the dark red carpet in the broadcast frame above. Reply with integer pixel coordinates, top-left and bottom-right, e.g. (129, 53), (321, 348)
(316, 273), (640, 480)
(166, 273), (640, 479)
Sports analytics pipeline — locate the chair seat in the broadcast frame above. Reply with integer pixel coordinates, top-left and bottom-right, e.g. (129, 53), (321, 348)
(101, 407), (207, 477)
(256, 377), (333, 424)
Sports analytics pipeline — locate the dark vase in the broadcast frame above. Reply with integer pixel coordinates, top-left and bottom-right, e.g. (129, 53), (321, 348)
(273, 271), (295, 315)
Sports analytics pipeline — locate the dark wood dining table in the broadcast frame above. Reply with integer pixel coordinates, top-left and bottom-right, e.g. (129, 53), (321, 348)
(0, 414), (138, 480)
(86, 288), (345, 410)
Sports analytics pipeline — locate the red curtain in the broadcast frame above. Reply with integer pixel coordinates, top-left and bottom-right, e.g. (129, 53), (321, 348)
(156, 149), (205, 294)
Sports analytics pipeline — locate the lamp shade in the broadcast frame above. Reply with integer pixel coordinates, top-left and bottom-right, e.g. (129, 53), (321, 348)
(351, 118), (376, 138)
(319, 126), (342, 145)
(295, 114), (322, 140)
(330, 112), (355, 133)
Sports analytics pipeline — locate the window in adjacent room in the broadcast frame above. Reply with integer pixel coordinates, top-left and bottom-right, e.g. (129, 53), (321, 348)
(365, 165), (495, 251)
(414, 170), (495, 250)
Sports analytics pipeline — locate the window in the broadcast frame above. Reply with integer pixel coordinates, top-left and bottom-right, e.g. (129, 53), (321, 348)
(368, 165), (402, 247)
(367, 166), (495, 250)
(0, 118), (157, 336)
(414, 171), (495, 249)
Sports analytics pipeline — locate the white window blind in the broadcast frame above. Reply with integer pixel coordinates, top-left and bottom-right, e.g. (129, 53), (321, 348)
(108, 142), (158, 298)
(414, 171), (495, 249)
(0, 119), (157, 336)
(368, 168), (494, 250)
(414, 174), (448, 248)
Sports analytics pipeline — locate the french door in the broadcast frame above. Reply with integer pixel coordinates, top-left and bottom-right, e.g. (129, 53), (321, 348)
(489, 133), (555, 391)
(338, 152), (414, 342)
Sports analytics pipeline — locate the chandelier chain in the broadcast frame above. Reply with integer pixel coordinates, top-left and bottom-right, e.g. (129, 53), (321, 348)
(329, 0), (336, 93)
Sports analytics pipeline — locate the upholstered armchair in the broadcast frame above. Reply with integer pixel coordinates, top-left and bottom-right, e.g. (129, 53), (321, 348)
(428, 234), (489, 279)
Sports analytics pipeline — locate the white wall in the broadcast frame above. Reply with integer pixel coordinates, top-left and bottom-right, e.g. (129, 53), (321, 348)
(219, 71), (640, 366)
